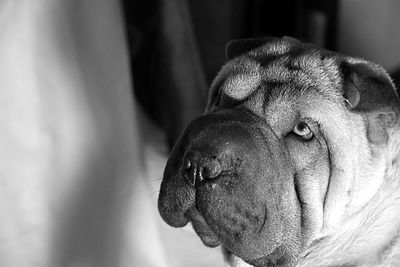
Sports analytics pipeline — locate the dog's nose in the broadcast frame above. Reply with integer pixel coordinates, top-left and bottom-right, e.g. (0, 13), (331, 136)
(181, 123), (251, 188)
(182, 153), (222, 187)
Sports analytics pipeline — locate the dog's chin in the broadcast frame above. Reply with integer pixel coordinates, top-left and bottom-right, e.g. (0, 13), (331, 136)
(248, 249), (292, 267)
(184, 179), (290, 265)
(186, 204), (292, 267)
(185, 208), (221, 247)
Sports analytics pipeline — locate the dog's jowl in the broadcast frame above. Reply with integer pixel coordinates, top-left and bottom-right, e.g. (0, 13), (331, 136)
(158, 37), (400, 267)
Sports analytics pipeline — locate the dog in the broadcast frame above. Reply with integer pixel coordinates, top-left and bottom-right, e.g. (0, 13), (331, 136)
(158, 36), (400, 267)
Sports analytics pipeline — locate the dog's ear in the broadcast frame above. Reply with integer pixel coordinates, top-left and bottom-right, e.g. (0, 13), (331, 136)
(225, 37), (275, 60)
(225, 37), (276, 60)
(225, 36), (301, 60)
(340, 59), (400, 144)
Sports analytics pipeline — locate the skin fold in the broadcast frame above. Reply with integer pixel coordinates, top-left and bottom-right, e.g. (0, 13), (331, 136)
(158, 37), (400, 267)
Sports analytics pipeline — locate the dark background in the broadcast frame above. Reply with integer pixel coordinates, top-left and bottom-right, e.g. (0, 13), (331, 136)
(121, 0), (400, 148)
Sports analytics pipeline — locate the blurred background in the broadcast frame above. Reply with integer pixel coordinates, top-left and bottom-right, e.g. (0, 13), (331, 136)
(125, 0), (400, 148)
(0, 0), (399, 267)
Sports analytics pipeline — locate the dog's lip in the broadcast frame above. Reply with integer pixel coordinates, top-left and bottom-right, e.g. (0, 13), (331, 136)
(185, 208), (221, 247)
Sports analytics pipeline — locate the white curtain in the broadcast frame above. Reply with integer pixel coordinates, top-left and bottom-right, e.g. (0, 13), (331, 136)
(0, 1), (226, 266)
(0, 0), (167, 266)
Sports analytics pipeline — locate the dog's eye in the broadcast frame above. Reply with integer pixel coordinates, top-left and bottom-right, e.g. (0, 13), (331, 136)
(293, 122), (313, 140)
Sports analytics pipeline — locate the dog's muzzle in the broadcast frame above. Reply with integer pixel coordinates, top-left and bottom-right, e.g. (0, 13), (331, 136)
(158, 109), (301, 264)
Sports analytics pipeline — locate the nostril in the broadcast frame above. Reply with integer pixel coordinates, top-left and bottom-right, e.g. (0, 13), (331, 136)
(183, 153), (224, 187)
(183, 158), (197, 187)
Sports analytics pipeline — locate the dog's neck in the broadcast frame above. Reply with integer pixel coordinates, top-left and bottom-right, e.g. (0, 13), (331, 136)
(297, 127), (400, 267)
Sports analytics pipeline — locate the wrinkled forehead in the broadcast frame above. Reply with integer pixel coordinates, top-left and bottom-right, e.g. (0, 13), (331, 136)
(208, 39), (344, 109)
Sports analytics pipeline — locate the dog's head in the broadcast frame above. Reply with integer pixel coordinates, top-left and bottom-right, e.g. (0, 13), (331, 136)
(158, 37), (400, 266)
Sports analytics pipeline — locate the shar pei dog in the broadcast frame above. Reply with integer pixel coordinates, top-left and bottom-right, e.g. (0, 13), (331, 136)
(158, 37), (400, 267)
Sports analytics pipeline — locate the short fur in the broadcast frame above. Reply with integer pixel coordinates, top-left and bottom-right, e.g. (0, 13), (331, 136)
(158, 37), (400, 267)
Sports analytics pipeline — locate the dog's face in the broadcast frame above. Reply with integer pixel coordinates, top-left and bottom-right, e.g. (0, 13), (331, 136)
(158, 37), (399, 266)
